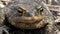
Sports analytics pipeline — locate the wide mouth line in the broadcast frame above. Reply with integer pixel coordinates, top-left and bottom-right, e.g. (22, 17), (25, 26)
(10, 15), (45, 23)
(12, 15), (45, 20)
(17, 19), (43, 24)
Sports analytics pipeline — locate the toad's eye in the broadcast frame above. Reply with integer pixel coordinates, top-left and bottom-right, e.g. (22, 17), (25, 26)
(37, 6), (43, 14)
(17, 7), (26, 15)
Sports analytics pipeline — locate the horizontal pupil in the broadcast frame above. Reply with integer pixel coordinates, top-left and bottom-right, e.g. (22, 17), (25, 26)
(37, 8), (43, 12)
(18, 10), (23, 13)
(40, 8), (43, 11)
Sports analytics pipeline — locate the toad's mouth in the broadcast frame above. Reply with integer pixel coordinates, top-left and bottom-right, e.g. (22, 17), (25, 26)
(11, 15), (45, 23)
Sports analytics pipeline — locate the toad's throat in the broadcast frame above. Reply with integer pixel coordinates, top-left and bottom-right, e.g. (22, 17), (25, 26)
(12, 15), (45, 23)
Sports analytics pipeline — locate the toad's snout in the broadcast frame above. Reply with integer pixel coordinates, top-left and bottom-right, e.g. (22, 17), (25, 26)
(12, 15), (45, 23)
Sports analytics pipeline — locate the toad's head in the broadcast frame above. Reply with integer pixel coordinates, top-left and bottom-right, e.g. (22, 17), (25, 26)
(6, 0), (53, 29)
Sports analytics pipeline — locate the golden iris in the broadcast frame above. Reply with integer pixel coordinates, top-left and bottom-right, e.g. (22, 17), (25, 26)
(17, 7), (26, 15)
(37, 6), (43, 13)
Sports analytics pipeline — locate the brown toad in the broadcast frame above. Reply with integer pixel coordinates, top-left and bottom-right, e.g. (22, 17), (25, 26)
(0, 0), (55, 34)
